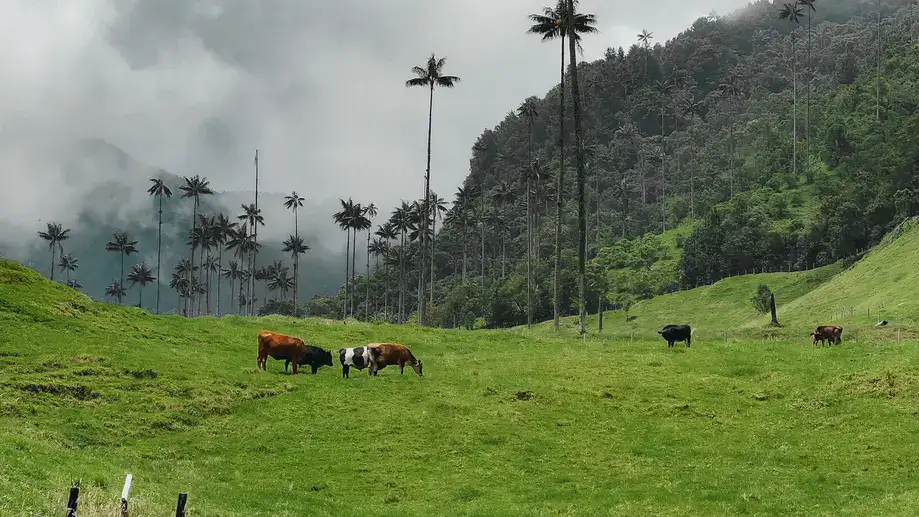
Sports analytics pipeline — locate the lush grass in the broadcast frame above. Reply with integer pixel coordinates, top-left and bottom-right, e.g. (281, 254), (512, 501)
(3, 259), (919, 516)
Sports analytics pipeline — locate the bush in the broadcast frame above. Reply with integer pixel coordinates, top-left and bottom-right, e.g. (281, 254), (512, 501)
(750, 284), (773, 315)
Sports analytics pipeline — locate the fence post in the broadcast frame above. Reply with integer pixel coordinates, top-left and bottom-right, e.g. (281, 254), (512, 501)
(175, 493), (188, 517)
(66, 487), (79, 517)
(121, 473), (133, 517)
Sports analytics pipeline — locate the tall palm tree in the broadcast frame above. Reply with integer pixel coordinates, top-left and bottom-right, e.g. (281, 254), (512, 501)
(719, 74), (745, 195)
(147, 178), (172, 314)
(212, 213), (235, 316)
(637, 29), (654, 76)
(680, 94), (704, 218)
(127, 263), (156, 309)
(105, 231), (139, 303)
(361, 203), (378, 318)
(284, 191), (305, 311)
(528, 0), (596, 331)
(797, 0), (817, 151)
(58, 253), (78, 285)
(105, 281), (127, 304)
(37, 222), (70, 281)
(333, 198), (357, 318)
(282, 235), (309, 308)
(390, 202), (414, 322)
(875, 0), (881, 120)
(179, 175), (214, 315)
(406, 54), (460, 326)
(374, 222), (398, 317)
(237, 203), (263, 315)
(565, 0), (597, 336)
(518, 99), (539, 329)
(654, 78), (673, 231)
(779, 3), (802, 177)
(222, 260), (243, 314)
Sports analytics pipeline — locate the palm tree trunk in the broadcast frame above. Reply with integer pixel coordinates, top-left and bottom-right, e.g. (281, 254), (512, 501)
(792, 33), (797, 176)
(595, 167), (601, 255)
(188, 200), (198, 317)
(553, 33), (567, 332)
(461, 222), (467, 282)
(50, 246), (56, 281)
(526, 120), (533, 330)
(806, 12), (811, 157)
(252, 149), (259, 317)
(567, 0), (587, 336)
(418, 83), (435, 326)
(480, 218), (485, 285)
(139, 286), (143, 308)
(120, 253), (125, 305)
(876, 0), (881, 120)
(216, 248), (222, 316)
(399, 231), (406, 322)
(343, 229), (350, 318)
(351, 228), (358, 316)
(229, 275), (235, 314)
(293, 206), (299, 314)
(155, 195), (163, 314)
(366, 231), (371, 319)
(660, 99), (666, 232)
(429, 213), (436, 305)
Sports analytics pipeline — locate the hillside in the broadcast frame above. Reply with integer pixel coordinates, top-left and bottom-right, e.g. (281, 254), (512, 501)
(4, 260), (919, 515)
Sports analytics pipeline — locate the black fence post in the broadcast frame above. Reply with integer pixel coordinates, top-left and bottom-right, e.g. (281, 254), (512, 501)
(66, 487), (79, 517)
(175, 493), (188, 517)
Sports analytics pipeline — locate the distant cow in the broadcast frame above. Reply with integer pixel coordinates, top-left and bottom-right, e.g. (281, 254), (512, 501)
(811, 325), (843, 346)
(284, 345), (334, 374)
(257, 330), (309, 374)
(367, 343), (423, 376)
(338, 346), (372, 378)
(658, 324), (692, 348)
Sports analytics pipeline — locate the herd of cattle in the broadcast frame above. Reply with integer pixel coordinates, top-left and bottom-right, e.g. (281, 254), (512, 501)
(656, 324), (844, 348)
(255, 323), (845, 376)
(257, 330), (423, 376)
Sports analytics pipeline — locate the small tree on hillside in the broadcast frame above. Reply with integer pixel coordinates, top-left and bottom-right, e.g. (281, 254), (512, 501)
(751, 284), (779, 326)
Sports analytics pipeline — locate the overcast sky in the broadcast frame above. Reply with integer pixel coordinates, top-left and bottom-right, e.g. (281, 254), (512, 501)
(0, 0), (752, 248)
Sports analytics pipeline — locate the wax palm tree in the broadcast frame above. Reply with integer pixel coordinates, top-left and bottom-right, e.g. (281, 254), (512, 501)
(127, 263), (156, 309)
(680, 94), (705, 218)
(237, 203), (263, 314)
(447, 185), (478, 282)
(719, 74), (745, 195)
(374, 221), (399, 316)
(426, 193), (446, 304)
(528, 0), (597, 331)
(518, 98), (538, 329)
(58, 253), (78, 285)
(406, 54), (460, 325)
(361, 203), (378, 318)
(147, 178), (172, 313)
(222, 260), (243, 314)
(333, 198), (358, 317)
(798, 0), (817, 150)
(105, 281), (127, 303)
(37, 222), (71, 281)
(179, 175), (214, 315)
(654, 78), (673, 231)
(105, 231), (138, 303)
(282, 235), (309, 308)
(283, 191), (305, 311)
(195, 214), (217, 315)
(212, 213), (235, 316)
(779, 2), (802, 177)
(390, 202), (414, 322)
(368, 237), (387, 315)
(637, 29), (654, 76)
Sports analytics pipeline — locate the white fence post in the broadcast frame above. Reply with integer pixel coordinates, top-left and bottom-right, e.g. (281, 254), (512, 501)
(121, 473), (133, 517)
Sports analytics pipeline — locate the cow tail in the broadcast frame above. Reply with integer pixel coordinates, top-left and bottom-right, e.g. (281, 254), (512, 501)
(690, 327), (696, 336)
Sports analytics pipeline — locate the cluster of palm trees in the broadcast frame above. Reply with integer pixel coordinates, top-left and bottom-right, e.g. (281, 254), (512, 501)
(36, 173), (310, 316)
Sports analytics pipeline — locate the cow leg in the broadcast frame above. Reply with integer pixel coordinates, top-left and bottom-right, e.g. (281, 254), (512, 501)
(311, 365), (319, 374)
(342, 365), (350, 378)
(686, 336), (691, 348)
(284, 359), (290, 372)
(292, 362), (299, 375)
(400, 363), (405, 375)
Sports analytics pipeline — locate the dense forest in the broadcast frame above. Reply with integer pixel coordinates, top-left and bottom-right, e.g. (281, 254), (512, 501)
(316, 0), (919, 328)
(21, 0), (919, 330)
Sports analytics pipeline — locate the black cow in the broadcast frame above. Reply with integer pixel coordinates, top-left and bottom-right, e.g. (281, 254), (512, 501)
(284, 345), (334, 374)
(658, 324), (692, 348)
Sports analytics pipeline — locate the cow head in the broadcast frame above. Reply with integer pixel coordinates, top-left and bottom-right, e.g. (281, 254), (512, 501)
(323, 349), (334, 367)
(412, 359), (423, 377)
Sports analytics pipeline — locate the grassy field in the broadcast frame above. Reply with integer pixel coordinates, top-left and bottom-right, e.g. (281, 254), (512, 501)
(3, 255), (919, 516)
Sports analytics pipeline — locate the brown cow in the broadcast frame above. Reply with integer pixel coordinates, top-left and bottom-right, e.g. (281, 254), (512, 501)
(367, 343), (423, 376)
(811, 325), (843, 347)
(257, 330), (308, 374)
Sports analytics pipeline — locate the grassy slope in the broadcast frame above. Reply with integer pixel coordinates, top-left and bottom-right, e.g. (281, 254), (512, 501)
(3, 260), (919, 516)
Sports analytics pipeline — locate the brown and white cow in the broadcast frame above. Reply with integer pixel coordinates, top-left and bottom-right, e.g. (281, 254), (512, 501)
(257, 330), (308, 374)
(811, 325), (843, 347)
(367, 343), (423, 376)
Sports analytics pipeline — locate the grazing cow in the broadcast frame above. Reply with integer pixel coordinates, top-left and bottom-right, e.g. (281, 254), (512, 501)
(658, 324), (693, 348)
(811, 325), (843, 346)
(338, 346), (372, 378)
(284, 345), (334, 374)
(257, 330), (308, 374)
(367, 343), (423, 376)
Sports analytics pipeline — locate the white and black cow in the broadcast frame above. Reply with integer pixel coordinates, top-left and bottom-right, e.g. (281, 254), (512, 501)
(338, 346), (372, 378)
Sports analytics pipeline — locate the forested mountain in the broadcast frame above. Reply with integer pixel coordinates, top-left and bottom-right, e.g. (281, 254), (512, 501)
(334, 0), (919, 328)
(5, 139), (345, 314)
